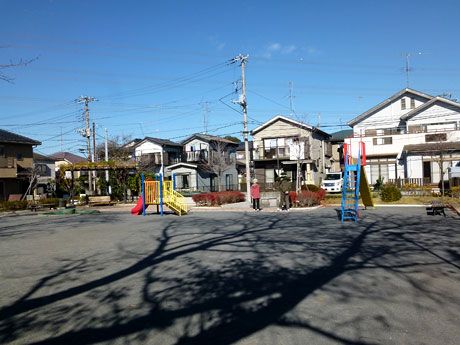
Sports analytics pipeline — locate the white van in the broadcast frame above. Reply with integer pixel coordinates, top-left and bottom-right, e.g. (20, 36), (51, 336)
(321, 172), (343, 193)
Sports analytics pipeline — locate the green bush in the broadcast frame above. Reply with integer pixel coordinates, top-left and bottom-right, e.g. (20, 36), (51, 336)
(373, 176), (384, 192)
(380, 183), (402, 202)
(0, 200), (28, 211)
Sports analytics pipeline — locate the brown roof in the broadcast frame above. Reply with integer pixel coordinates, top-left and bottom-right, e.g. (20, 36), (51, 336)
(49, 151), (86, 164)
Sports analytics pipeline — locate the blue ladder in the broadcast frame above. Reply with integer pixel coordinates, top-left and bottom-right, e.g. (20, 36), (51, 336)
(341, 146), (362, 223)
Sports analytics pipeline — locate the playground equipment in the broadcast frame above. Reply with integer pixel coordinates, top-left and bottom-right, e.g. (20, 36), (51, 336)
(131, 174), (188, 216)
(341, 141), (373, 222)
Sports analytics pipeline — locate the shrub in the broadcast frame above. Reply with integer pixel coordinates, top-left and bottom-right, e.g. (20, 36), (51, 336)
(373, 176), (385, 192)
(297, 191), (320, 207)
(192, 191), (245, 206)
(38, 198), (60, 207)
(301, 184), (320, 192)
(380, 183), (402, 202)
(0, 200), (28, 211)
(451, 186), (460, 198)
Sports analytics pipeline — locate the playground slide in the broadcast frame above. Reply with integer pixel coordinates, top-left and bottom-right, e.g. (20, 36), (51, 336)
(131, 196), (147, 215)
(359, 166), (374, 208)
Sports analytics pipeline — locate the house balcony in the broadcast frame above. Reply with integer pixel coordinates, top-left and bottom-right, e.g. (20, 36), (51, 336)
(253, 145), (310, 161)
(186, 150), (208, 162)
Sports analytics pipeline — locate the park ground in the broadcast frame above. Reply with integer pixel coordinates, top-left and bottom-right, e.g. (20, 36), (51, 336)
(0, 207), (459, 345)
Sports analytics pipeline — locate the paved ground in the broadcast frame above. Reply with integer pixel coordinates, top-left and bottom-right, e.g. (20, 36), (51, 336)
(0, 207), (459, 345)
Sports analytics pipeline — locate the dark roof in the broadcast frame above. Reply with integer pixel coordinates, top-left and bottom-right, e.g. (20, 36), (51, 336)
(139, 137), (182, 147)
(181, 133), (239, 145)
(49, 151), (86, 164)
(403, 142), (460, 153)
(329, 129), (353, 142)
(251, 115), (330, 138)
(347, 88), (433, 126)
(0, 129), (41, 145)
(237, 141), (253, 151)
(33, 152), (55, 162)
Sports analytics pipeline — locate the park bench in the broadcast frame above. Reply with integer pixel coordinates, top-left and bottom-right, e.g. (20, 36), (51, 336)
(426, 200), (446, 217)
(88, 196), (114, 207)
(27, 203), (57, 212)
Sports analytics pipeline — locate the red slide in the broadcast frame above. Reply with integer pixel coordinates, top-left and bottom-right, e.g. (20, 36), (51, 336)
(131, 196), (147, 215)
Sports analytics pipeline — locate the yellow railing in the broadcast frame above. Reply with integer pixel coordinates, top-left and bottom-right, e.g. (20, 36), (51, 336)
(144, 180), (187, 215)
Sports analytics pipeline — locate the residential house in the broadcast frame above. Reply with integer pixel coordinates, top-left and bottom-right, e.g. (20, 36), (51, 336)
(0, 129), (41, 200)
(33, 153), (56, 196)
(165, 134), (239, 192)
(328, 129), (353, 172)
(347, 88), (460, 186)
(251, 115), (332, 189)
(133, 137), (183, 174)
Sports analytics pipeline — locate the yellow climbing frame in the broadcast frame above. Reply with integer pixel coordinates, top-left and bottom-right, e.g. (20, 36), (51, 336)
(144, 180), (188, 215)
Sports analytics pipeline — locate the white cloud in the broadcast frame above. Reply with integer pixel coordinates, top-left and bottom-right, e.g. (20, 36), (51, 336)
(282, 45), (297, 54)
(262, 43), (298, 58)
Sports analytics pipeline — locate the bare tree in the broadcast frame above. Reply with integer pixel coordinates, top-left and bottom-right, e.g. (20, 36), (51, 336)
(1, 55), (38, 83)
(202, 141), (234, 192)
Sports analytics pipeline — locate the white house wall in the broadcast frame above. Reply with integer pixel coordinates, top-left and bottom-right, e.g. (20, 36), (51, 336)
(353, 94), (428, 135)
(185, 139), (209, 152)
(168, 166), (197, 190)
(407, 102), (460, 127)
(135, 141), (162, 157)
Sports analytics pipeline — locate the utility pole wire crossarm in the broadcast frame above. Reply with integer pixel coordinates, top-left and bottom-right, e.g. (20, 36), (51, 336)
(76, 95), (97, 194)
(231, 54), (251, 205)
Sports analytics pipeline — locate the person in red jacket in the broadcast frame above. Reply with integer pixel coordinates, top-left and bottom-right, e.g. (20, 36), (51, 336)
(250, 179), (261, 211)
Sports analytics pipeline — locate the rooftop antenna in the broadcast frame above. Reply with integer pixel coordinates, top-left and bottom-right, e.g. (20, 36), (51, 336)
(404, 52), (422, 88)
(288, 81), (295, 116)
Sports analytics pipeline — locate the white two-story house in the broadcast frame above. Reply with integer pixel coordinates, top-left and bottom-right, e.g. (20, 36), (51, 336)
(251, 115), (332, 189)
(133, 137), (183, 174)
(347, 88), (460, 186)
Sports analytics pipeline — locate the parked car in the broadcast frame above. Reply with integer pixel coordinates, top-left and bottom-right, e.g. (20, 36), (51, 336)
(321, 172), (343, 193)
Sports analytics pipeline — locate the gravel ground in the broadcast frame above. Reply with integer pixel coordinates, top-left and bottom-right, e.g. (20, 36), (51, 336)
(0, 207), (459, 345)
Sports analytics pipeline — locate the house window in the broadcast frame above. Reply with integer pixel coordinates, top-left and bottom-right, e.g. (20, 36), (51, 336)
(365, 129), (377, 136)
(225, 174), (233, 190)
(265, 169), (275, 184)
(181, 175), (190, 189)
(410, 98), (415, 109)
(401, 98), (406, 110)
(425, 133), (447, 142)
(373, 137), (393, 145)
(16, 153), (23, 161)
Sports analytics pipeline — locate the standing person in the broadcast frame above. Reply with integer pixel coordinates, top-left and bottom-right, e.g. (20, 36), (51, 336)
(250, 179), (261, 211)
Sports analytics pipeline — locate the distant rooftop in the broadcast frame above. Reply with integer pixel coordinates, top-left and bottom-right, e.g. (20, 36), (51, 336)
(0, 129), (41, 145)
(49, 151), (86, 164)
(329, 129), (353, 142)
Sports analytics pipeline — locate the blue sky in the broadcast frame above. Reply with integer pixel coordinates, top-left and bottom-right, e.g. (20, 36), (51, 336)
(1, 0), (460, 155)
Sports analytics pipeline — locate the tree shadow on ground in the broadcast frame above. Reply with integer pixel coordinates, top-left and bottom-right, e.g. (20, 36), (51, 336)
(0, 209), (459, 344)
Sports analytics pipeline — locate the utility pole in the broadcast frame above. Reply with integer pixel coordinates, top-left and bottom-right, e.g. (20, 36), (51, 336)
(92, 122), (97, 193)
(76, 96), (97, 194)
(105, 128), (110, 195)
(92, 122), (97, 162)
(231, 54), (251, 204)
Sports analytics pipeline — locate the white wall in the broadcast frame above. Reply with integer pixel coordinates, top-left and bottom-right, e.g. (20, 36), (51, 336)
(135, 141), (162, 157)
(353, 94), (428, 135)
(184, 139), (208, 152)
(407, 102), (460, 126)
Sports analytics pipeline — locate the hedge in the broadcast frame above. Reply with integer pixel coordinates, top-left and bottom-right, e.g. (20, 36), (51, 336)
(192, 191), (245, 206)
(289, 189), (326, 207)
(0, 200), (28, 211)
